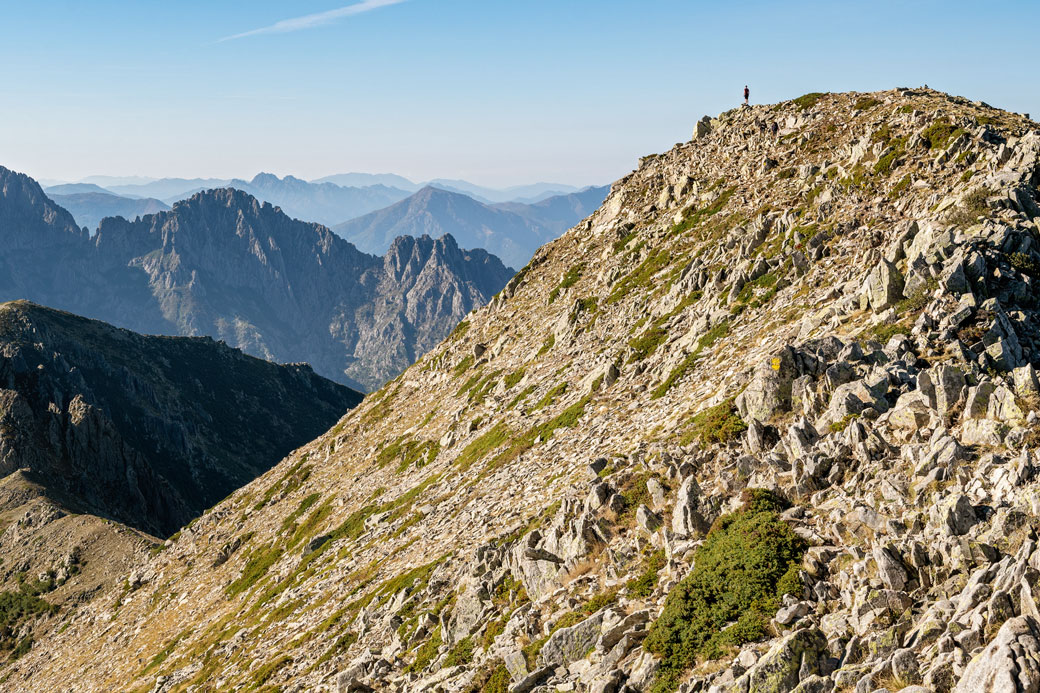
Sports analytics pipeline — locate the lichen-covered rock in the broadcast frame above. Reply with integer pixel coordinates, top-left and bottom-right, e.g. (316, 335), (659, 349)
(953, 616), (1040, 693)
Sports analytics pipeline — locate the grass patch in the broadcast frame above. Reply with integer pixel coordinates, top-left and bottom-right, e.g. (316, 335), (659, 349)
(549, 263), (586, 303)
(627, 549), (667, 598)
(644, 490), (806, 693)
(226, 543), (284, 597)
(853, 96), (881, 110)
(503, 369), (526, 389)
(444, 636), (475, 668)
(531, 382), (568, 412)
(407, 626), (443, 673)
(455, 423), (512, 471)
(652, 321), (730, 399)
(920, 117), (966, 150)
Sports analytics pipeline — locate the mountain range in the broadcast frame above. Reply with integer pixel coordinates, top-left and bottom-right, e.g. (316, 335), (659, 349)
(0, 167), (515, 390)
(335, 184), (609, 268)
(9, 88), (1040, 693)
(46, 191), (170, 232)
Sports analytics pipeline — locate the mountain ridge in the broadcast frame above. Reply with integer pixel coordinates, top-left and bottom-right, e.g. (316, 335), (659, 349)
(12, 87), (1040, 693)
(334, 184), (608, 268)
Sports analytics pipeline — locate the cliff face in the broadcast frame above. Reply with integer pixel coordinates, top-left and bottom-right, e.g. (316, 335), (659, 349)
(10, 88), (1040, 693)
(0, 301), (361, 537)
(0, 179), (516, 390)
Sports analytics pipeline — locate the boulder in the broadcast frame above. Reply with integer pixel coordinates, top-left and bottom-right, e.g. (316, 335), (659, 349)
(953, 615), (1040, 693)
(736, 348), (800, 422)
(538, 610), (608, 668)
(860, 259), (905, 311)
(918, 365), (965, 417)
(873, 544), (909, 592)
(671, 476), (710, 537)
(932, 494), (978, 537)
(741, 627), (828, 693)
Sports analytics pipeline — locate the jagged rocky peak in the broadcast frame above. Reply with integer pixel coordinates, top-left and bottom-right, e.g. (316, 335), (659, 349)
(0, 181), (514, 390)
(11, 88), (1040, 692)
(0, 165), (86, 242)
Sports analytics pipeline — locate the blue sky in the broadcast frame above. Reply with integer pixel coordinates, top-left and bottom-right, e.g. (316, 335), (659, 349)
(2, 0), (1037, 187)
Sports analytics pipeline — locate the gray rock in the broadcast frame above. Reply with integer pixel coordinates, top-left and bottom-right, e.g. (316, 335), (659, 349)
(736, 348), (800, 422)
(873, 544), (909, 592)
(671, 476), (710, 537)
(953, 615), (1040, 692)
(636, 504), (662, 533)
(538, 610), (607, 667)
(861, 259), (905, 311)
(742, 627), (828, 693)
(933, 494), (978, 537)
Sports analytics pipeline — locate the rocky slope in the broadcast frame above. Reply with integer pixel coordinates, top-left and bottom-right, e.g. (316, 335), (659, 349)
(8, 87), (1040, 693)
(0, 175), (515, 390)
(0, 300), (361, 537)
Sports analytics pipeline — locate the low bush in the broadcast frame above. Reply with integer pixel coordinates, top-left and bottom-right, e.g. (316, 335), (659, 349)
(682, 399), (747, 446)
(644, 489), (806, 693)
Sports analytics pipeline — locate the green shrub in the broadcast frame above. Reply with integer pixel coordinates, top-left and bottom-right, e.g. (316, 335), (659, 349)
(482, 663), (511, 693)
(792, 92), (826, 110)
(444, 636), (475, 667)
(644, 489), (806, 692)
(829, 413), (859, 433)
(853, 97), (881, 110)
(682, 399), (747, 446)
(581, 588), (619, 615)
(920, 117), (966, 150)
(626, 549), (667, 597)
(1010, 252), (1040, 277)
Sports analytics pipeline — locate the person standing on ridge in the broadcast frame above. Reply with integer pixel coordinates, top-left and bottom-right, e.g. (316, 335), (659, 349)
(744, 85), (750, 105)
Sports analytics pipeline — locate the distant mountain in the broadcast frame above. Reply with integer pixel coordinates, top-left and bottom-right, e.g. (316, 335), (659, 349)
(494, 184), (611, 234)
(48, 191), (170, 232)
(313, 172), (420, 190)
(81, 175), (160, 187)
(334, 184), (608, 268)
(106, 177), (231, 201)
(0, 166), (514, 390)
(226, 172), (412, 226)
(425, 179), (582, 203)
(0, 301), (360, 537)
(44, 183), (115, 196)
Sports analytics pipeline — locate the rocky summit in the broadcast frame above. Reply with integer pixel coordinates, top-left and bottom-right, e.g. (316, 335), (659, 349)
(6, 87), (1040, 693)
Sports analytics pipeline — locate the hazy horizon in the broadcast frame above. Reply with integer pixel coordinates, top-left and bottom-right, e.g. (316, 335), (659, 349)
(4, 0), (1038, 188)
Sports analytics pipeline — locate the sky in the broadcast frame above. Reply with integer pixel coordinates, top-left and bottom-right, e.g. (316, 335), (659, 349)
(1, 0), (1037, 188)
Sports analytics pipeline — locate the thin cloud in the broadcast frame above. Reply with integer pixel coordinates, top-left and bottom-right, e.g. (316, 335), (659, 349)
(219, 0), (406, 42)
